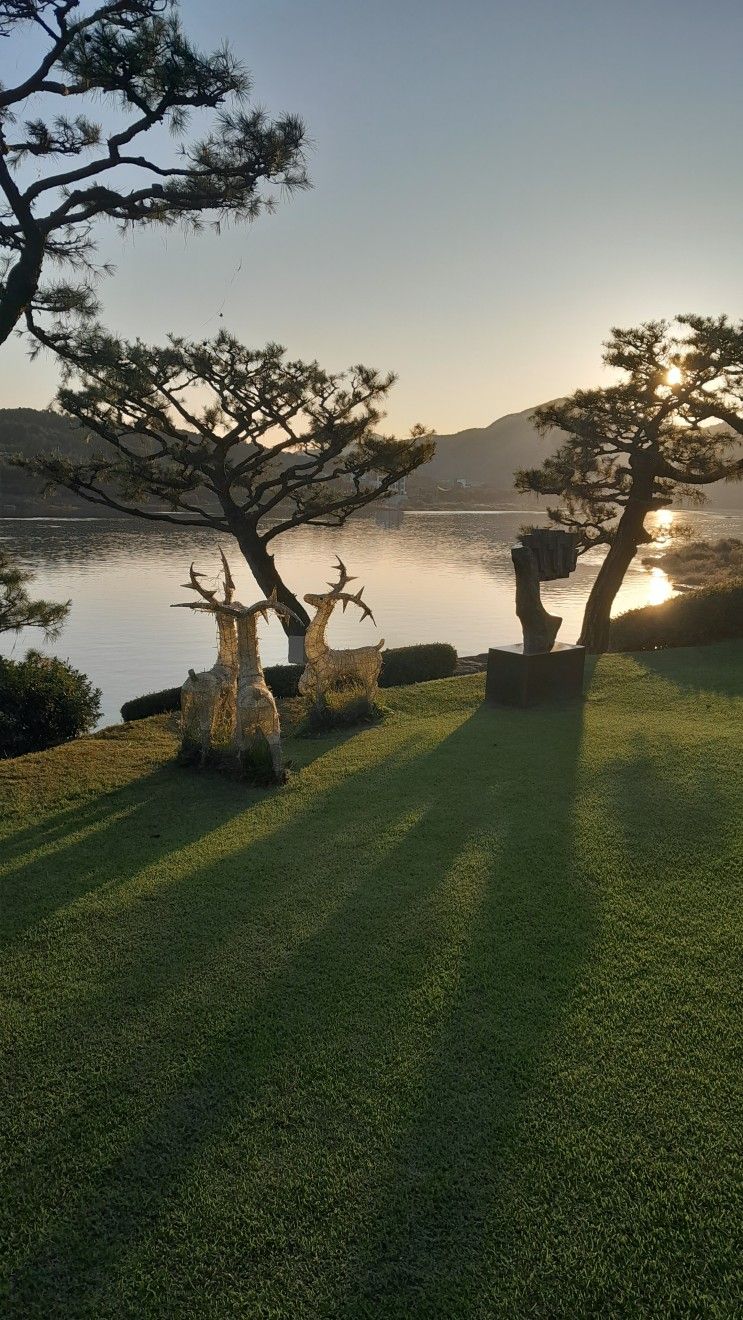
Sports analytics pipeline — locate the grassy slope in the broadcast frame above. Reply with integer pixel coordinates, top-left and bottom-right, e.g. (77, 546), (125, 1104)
(1, 644), (741, 1319)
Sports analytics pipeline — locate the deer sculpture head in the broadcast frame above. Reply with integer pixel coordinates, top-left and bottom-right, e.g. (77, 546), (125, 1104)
(303, 556), (376, 622)
(174, 549), (239, 671)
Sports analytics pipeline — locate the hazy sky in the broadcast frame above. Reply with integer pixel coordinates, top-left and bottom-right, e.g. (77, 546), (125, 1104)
(1, 0), (742, 434)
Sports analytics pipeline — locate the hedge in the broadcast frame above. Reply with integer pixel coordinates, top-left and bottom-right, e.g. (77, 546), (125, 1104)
(610, 579), (743, 652)
(379, 642), (457, 687)
(120, 644), (458, 721)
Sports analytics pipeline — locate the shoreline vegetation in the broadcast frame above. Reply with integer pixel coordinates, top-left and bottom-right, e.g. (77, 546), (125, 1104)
(2, 648), (740, 1316)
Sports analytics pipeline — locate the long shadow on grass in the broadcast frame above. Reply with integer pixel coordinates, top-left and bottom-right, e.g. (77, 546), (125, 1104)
(5, 699), (591, 1318)
(628, 639), (743, 699)
(0, 727), (367, 948)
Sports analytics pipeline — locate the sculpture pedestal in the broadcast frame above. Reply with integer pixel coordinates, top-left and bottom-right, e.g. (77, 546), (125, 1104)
(486, 642), (586, 708)
(287, 634), (305, 665)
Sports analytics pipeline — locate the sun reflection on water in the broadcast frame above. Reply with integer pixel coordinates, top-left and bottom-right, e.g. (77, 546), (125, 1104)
(653, 508), (674, 544)
(646, 565), (674, 606)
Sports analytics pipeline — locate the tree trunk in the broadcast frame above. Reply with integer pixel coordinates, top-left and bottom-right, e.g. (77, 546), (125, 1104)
(579, 489), (654, 653)
(233, 528), (310, 639)
(0, 243), (44, 348)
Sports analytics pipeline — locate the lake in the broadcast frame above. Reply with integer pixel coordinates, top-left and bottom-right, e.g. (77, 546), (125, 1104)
(2, 507), (741, 726)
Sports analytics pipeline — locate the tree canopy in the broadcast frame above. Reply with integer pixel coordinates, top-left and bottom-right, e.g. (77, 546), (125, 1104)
(0, 0), (308, 347)
(19, 325), (435, 630)
(0, 548), (69, 635)
(516, 315), (743, 651)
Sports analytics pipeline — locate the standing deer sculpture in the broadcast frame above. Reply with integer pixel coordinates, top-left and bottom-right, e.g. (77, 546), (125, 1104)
(174, 554), (301, 782)
(216, 591), (303, 783)
(299, 557), (384, 707)
(174, 551), (238, 764)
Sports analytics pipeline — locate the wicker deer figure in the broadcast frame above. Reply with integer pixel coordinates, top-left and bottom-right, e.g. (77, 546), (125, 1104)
(174, 551), (238, 763)
(212, 591), (302, 783)
(299, 557), (384, 706)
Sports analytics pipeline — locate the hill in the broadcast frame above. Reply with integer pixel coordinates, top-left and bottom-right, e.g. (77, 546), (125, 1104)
(1, 405), (742, 516)
(0, 408), (100, 516)
(413, 405), (743, 512)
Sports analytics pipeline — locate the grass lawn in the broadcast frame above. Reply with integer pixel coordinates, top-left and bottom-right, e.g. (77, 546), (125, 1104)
(1, 643), (741, 1318)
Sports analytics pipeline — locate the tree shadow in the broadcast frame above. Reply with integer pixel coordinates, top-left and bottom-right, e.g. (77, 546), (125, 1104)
(626, 639), (743, 700)
(3, 697), (592, 1317)
(0, 722), (381, 949)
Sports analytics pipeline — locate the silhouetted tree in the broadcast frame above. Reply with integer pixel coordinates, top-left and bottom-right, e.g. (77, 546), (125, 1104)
(19, 326), (435, 635)
(0, 548), (69, 635)
(516, 316), (743, 652)
(0, 1), (307, 348)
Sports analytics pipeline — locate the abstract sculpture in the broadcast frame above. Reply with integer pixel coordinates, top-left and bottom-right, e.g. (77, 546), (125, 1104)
(511, 529), (579, 654)
(174, 553), (301, 782)
(299, 558), (384, 707)
(486, 528), (584, 707)
(176, 552), (238, 762)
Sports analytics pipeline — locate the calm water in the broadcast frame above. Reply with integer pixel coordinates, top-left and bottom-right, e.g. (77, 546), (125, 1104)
(2, 507), (741, 726)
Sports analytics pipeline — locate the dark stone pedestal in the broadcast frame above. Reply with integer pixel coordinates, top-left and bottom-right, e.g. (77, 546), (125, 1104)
(486, 642), (586, 708)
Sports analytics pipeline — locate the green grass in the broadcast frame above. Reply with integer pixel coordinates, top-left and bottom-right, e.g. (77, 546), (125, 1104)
(1, 643), (741, 1318)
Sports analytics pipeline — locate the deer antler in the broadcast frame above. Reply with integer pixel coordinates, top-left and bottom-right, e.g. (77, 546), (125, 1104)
(326, 556), (357, 594)
(218, 547), (236, 604)
(338, 585), (376, 624)
(244, 589), (304, 629)
(182, 562), (220, 604)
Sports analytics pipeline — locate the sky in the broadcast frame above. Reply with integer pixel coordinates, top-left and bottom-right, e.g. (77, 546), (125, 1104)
(1, 0), (742, 435)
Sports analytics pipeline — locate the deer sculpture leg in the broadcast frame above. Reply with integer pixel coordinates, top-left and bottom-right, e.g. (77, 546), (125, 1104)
(227, 593), (302, 784)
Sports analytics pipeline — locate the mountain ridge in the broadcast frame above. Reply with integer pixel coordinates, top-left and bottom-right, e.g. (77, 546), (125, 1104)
(0, 404), (741, 514)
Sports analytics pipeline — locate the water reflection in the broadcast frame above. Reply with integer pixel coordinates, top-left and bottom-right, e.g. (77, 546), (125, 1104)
(1, 507), (740, 725)
(646, 566), (674, 606)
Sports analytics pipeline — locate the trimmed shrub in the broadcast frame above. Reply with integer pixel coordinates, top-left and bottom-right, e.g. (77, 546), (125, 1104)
(121, 685), (180, 721)
(379, 642), (457, 688)
(610, 579), (743, 652)
(120, 647), (457, 722)
(0, 650), (101, 756)
(263, 664), (303, 698)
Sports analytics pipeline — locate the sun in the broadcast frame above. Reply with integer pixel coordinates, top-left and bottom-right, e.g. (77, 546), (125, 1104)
(667, 365), (683, 386)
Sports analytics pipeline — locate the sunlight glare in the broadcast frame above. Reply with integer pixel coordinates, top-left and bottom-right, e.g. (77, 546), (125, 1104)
(667, 365), (683, 386)
(647, 566), (674, 607)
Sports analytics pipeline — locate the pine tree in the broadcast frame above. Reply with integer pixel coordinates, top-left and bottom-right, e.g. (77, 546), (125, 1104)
(0, 549), (69, 635)
(0, 1), (307, 347)
(19, 326), (435, 635)
(516, 316), (743, 651)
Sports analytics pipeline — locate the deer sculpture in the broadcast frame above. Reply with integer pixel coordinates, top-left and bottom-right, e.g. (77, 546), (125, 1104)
(215, 591), (302, 783)
(173, 551), (239, 763)
(174, 553), (301, 782)
(299, 557), (384, 707)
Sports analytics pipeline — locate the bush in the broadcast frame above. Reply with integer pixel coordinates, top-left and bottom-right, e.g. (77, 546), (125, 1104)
(610, 579), (743, 652)
(0, 650), (101, 756)
(263, 664), (303, 698)
(642, 538), (743, 587)
(120, 647), (457, 721)
(294, 687), (384, 738)
(121, 685), (181, 721)
(379, 643), (457, 687)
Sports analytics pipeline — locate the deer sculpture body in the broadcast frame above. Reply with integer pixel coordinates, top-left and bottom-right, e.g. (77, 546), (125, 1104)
(299, 558), (384, 706)
(174, 553), (300, 782)
(176, 553), (238, 763)
(218, 593), (302, 782)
